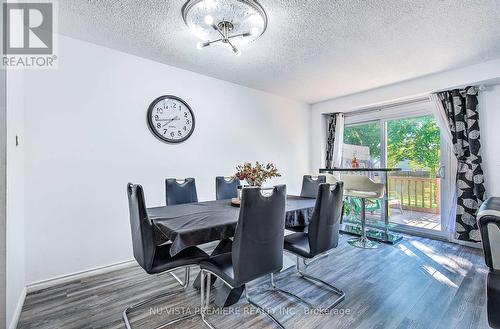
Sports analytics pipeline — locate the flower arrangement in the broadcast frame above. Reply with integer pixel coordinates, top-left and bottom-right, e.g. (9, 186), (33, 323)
(233, 161), (281, 187)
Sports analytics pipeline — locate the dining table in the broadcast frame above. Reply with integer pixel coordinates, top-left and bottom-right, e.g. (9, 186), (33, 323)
(147, 195), (317, 307)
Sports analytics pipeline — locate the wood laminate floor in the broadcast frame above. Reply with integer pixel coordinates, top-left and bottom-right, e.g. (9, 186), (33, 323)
(17, 235), (490, 329)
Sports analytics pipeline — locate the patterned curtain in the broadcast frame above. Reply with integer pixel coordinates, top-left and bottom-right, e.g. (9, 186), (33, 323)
(325, 114), (337, 169)
(438, 87), (486, 242)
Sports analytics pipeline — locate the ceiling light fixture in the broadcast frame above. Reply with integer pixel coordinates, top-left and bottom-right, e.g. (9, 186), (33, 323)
(182, 0), (267, 56)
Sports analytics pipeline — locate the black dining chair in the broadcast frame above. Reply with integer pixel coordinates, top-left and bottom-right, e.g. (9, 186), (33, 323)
(300, 175), (327, 198)
(275, 182), (345, 311)
(199, 185), (287, 329)
(165, 178), (198, 205)
(286, 175), (327, 233)
(124, 183), (209, 329)
(478, 197), (500, 328)
(215, 176), (240, 200)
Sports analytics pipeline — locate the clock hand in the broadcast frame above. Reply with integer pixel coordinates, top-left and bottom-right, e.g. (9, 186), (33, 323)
(162, 116), (180, 127)
(163, 120), (174, 127)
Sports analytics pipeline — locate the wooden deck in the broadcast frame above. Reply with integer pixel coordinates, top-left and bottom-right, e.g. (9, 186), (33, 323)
(389, 210), (441, 231)
(363, 209), (441, 231)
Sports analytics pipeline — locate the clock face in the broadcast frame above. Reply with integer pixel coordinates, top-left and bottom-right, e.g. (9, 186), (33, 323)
(147, 95), (195, 143)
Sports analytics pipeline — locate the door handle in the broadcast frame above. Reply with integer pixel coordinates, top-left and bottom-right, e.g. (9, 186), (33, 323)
(437, 166), (445, 179)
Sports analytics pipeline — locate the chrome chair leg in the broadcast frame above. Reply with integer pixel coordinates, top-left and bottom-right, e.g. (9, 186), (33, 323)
(295, 255), (345, 311)
(157, 267), (191, 289)
(170, 267), (191, 289)
(301, 251), (330, 268)
(270, 254), (344, 313)
(200, 269), (285, 329)
(270, 273), (315, 309)
(348, 198), (379, 249)
(123, 267), (196, 329)
(245, 286), (285, 329)
(200, 270), (215, 329)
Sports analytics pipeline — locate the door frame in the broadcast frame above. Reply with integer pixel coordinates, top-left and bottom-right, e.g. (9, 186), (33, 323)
(344, 100), (450, 239)
(1, 62), (7, 328)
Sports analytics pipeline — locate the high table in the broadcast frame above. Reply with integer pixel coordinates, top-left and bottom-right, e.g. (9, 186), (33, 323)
(147, 196), (316, 307)
(319, 168), (403, 244)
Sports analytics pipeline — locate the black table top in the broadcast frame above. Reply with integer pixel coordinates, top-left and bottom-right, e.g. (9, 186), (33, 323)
(148, 196), (316, 256)
(320, 168), (402, 172)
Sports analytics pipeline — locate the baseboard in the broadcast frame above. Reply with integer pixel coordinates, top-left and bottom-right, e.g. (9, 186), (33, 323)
(8, 287), (26, 329)
(451, 238), (481, 249)
(26, 259), (136, 293)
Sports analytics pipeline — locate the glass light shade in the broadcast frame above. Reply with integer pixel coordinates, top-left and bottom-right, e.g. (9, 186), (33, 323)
(204, 15), (214, 25)
(182, 0), (267, 47)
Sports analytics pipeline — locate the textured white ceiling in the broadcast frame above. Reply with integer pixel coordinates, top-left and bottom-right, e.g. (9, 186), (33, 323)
(59, 0), (500, 103)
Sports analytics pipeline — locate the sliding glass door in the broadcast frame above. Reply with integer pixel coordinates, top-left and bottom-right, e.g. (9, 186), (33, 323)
(342, 109), (448, 237)
(386, 115), (442, 233)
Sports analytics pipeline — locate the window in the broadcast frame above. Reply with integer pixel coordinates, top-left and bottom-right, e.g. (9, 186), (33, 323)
(343, 121), (381, 169)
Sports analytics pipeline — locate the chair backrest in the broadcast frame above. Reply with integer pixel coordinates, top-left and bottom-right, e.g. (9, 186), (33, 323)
(308, 182), (344, 256)
(478, 197), (500, 271)
(232, 185), (286, 286)
(165, 178), (198, 205)
(341, 174), (385, 198)
(321, 172), (339, 185)
(300, 175), (327, 198)
(215, 176), (240, 200)
(127, 183), (156, 273)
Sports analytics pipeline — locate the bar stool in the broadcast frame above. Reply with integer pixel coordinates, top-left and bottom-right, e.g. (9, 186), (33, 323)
(341, 174), (385, 249)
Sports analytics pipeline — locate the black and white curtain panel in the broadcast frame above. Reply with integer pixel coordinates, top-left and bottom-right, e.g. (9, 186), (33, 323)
(439, 87), (486, 242)
(325, 114), (337, 169)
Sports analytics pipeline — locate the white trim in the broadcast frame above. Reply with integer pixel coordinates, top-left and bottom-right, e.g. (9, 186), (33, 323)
(389, 225), (481, 249)
(26, 259), (136, 293)
(389, 224), (448, 241)
(451, 238), (482, 249)
(7, 287), (26, 329)
(344, 98), (432, 125)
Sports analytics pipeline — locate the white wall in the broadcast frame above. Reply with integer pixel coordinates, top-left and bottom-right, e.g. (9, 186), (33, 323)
(310, 58), (500, 200)
(19, 36), (311, 284)
(6, 70), (26, 328)
(480, 84), (500, 197)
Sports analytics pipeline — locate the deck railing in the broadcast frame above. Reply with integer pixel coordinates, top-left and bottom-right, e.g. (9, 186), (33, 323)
(387, 176), (440, 214)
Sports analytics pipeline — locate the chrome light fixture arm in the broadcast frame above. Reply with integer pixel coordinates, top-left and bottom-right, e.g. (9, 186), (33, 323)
(197, 21), (251, 55)
(183, 0), (267, 56)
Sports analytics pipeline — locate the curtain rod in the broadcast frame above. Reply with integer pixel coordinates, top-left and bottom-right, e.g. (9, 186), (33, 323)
(328, 83), (490, 117)
(431, 83), (487, 94)
(341, 84), (489, 117)
(343, 96), (430, 117)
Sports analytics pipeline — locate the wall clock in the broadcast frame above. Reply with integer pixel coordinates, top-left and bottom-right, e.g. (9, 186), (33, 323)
(147, 95), (195, 143)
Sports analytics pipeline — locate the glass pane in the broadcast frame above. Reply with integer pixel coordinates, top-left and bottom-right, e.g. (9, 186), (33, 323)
(386, 115), (441, 231)
(343, 122), (381, 168)
(342, 122), (383, 227)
